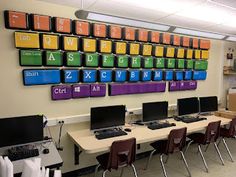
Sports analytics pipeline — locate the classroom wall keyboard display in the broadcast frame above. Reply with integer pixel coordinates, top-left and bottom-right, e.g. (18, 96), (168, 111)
(4, 10), (210, 100)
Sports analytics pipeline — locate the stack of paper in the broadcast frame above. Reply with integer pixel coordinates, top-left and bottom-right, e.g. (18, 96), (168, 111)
(0, 156), (13, 177)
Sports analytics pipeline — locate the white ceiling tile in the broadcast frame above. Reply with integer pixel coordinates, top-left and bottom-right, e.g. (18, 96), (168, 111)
(203, 24), (236, 35)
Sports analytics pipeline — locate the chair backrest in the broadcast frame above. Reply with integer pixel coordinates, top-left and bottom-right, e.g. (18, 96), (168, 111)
(166, 127), (187, 154)
(228, 118), (236, 137)
(204, 121), (221, 143)
(107, 138), (136, 170)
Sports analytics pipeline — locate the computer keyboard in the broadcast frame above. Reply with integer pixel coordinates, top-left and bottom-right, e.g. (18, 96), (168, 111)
(147, 122), (175, 130)
(95, 129), (128, 140)
(181, 116), (207, 123)
(8, 148), (39, 161)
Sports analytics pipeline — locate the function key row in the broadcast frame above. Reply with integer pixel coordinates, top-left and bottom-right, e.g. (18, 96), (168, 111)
(5, 10), (210, 49)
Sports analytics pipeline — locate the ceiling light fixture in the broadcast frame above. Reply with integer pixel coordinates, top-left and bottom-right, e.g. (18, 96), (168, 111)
(226, 36), (236, 42)
(75, 10), (170, 31)
(173, 27), (226, 39)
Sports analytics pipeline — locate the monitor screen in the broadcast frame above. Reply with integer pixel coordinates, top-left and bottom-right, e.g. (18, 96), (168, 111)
(143, 101), (168, 122)
(199, 96), (218, 113)
(0, 115), (44, 148)
(90, 105), (126, 130)
(177, 97), (199, 116)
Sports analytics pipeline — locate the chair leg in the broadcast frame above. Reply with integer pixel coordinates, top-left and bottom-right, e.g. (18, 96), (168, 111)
(131, 163), (138, 177)
(214, 142), (225, 165)
(160, 154), (168, 177)
(180, 151), (191, 177)
(198, 145), (209, 173)
(145, 149), (156, 170)
(165, 155), (169, 164)
(94, 164), (100, 177)
(185, 140), (193, 154)
(204, 144), (210, 152)
(222, 138), (234, 162)
(217, 137), (222, 146)
(102, 170), (108, 177)
(120, 167), (124, 177)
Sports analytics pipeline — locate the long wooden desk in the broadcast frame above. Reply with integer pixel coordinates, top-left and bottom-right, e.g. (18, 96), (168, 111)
(68, 116), (231, 164)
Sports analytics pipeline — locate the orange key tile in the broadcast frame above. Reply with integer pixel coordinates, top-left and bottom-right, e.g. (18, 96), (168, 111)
(173, 35), (180, 46)
(138, 29), (148, 42)
(162, 33), (171, 44)
(200, 39), (210, 49)
(5, 10), (28, 29)
(74, 20), (90, 36)
(150, 31), (160, 43)
(109, 25), (122, 39)
(192, 38), (199, 49)
(93, 23), (107, 38)
(182, 36), (190, 47)
(54, 17), (71, 33)
(124, 27), (136, 40)
(32, 14), (51, 31)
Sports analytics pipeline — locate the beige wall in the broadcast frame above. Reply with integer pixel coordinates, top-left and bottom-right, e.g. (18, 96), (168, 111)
(0, 0), (231, 173)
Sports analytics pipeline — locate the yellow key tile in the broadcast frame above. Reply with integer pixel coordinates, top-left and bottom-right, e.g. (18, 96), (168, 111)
(142, 44), (152, 56)
(186, 49), (193, 59)
(42, 34), (59, 50)
(63, 36), (78, 51)
(129, 43), (140, 55)
(154, 46), (164, 57)
(166, 47), (175, 57)
(115, 42), (127, 54)
(100, 40), (112, 53)
(15, 32), (40, 48)
(201, 50), (209, 59)
(194, 50), (201, 59)
(177, 48), (185, 58)
(83, 38), (96, 52)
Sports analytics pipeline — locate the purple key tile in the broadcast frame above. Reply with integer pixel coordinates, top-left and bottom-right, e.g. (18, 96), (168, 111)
(72, 84), (90, 98)
(127, 83), (140, 94)
(152, 82), (166, 92)
(51, 85), (72, 100)
(189, 80), (197, 90)
(169, 81), (180, 91)
(179, 81), (189, 90)
(90, 84), (106, 97)
(109, 84), (128, 96)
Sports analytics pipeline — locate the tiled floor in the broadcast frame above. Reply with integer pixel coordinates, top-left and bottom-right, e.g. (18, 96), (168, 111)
(81, 138), (236, 177)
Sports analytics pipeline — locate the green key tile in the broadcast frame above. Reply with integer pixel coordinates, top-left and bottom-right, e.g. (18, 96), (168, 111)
(65, 52), (81, 67)
(45, 51), (62, 66)
(142, 57), (153, 68)
(20, 50), (42, 66)
(155, 58), (165, 68)
(130, 56), (141, 68)
(186, 60), (193, 69)
(177, 59), (185, 69)
(84, 53), (99, 67)
(116, 55), (129, 68)
(166, 58), (176, 69)
(102, 54), (114, 67)
(194, 60), (208, 70)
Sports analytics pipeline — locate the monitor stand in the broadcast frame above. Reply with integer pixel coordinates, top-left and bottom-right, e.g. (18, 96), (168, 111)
(199, 112), (213, 116)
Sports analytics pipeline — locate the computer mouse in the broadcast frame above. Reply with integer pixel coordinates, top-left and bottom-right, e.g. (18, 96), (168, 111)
(201, 117), (207, 120)
(173, 116), (181, 121)
(171, 123), (176, 126)
(43, 148), (49, 154)
(124, 128), (132, 132)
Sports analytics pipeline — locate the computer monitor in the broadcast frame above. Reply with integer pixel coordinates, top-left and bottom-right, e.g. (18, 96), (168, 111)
(0, 115), (44, 148)
(90, 105), (126, 131)
(199, 96), (218, 113)
(177, 97), (199, 116)
(142, 101), (168, 122)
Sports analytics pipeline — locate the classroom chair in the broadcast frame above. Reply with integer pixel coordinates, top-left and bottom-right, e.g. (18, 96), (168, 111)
(185, 121), (224, 173)
(94, 137), (138, 177)
(217, 118), (236, 162)
(145, 127), (191, 177)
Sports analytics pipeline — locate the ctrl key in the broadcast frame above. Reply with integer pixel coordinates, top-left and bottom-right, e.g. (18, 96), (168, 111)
(23, 69), (61, 86)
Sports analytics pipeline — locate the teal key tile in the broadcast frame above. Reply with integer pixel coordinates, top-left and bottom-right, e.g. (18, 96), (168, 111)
(44, 50), (62, 66)
(65, 52), (81, 67)
(116, 55), (129, 68)
(84, 53), (99, 67)
(102, 54), (114, 67)
(142, 57), (153, 68)
(155, 58), (165, 68)
(130, 56), (141, 68)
